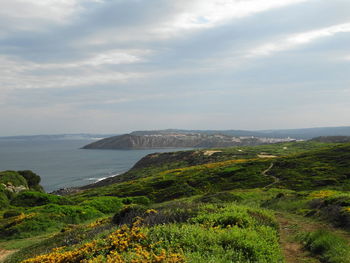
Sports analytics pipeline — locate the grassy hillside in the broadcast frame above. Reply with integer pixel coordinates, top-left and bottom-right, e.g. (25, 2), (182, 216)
(2, 141), (350, 263)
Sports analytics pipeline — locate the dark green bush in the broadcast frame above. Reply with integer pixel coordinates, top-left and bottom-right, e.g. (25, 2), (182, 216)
(308, 195), (350, 229)
(112, 204), (147, 225)
(121, 196), (151, 206)
(0, 188), (9, 208)
(3, 210), (22, 218)
(10, 191), (73, 207)
(196, 192), (243, 203)
(17, 170), (41, 189)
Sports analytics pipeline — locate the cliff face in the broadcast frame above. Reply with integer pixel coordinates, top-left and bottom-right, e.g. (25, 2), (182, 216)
(82, 132), (292, 150)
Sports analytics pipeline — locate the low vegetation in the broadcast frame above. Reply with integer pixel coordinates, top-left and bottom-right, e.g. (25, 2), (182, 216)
(300, 230), (350, 263)
(1, 140), (350, 262)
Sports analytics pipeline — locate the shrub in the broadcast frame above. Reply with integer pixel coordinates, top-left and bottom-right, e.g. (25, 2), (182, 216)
(149, 224), (283, 263)
(301, 230), (350, 263)
(0, 171), (28, 188)
(1, 204), (103, 239)
(195, 192), (243, 203)
(308, 194), (350, 229)
(0, 188), (9, 208)
(191, 208), (254, 228)
(17, 170), (41, 189)
(112, 204), (147, 225)
(81, 196), (123, 214)
(191, 204), (278, 229)
(121, 196), (151, 206)
(3, 210), (22, 218)
(20, 218), (185, 263)
(10, 191), (72, 207)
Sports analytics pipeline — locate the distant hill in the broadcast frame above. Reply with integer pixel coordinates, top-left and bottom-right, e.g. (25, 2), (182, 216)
(82, 131), (294, 150)
(1, 126), (349, 142)
(310, 136), (350, 143)
(149, 126), (350, 139)
(255, 126), (350, 139)
(82, 126), (350, 150)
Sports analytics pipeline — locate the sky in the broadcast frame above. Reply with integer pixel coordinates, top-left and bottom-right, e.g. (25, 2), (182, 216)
(0, 0), (350, 136)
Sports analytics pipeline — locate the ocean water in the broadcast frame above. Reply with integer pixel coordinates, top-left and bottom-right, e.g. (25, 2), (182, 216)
(0, 139), (187, 192)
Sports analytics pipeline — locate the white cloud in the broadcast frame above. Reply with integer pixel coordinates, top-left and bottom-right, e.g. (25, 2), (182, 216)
(248, 22), (350, 57)
(82, 49), (148, 66)
(0, 54), (148, 90)
(158, 0), (310, 33)
(31, 49), (151, 69)
(0, 0), (102, 32)
(78, 0), (312, 44)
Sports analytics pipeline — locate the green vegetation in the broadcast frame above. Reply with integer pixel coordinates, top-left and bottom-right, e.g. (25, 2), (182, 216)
(2, 140), (350, 262)
(10, 191), (72, 207)
(0, 171), (44, 209)
(301, 230), (350, 263)
(0, 171), (28, 188)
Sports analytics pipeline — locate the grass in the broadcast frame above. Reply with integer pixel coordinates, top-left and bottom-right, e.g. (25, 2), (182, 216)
(0, 196), (127, 240)
(300, 230), (350, 263)
(8, 202), (284, 263)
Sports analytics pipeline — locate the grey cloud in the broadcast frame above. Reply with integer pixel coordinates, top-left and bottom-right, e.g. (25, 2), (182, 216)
(0, 0), (350, 135)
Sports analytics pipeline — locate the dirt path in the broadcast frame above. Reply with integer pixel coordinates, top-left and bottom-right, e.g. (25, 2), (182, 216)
(0, 248), (16, 263)
(276, 213), (320, 263)
(276, 212), (350, 263)
(261, 162), (280, 188)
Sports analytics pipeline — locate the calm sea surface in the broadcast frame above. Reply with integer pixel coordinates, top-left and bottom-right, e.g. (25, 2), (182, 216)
(0, 139), (187, 192)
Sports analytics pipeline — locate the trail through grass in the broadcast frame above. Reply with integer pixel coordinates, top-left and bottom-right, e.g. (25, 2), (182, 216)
(0, 249), (16, 263)
(276, 212), (350, 263)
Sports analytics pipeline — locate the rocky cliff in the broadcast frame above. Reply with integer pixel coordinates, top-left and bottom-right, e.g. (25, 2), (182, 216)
(82, 131), (293, 150)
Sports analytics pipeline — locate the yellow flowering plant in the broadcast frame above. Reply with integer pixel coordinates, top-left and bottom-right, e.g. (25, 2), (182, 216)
(22, 217), (185, 263)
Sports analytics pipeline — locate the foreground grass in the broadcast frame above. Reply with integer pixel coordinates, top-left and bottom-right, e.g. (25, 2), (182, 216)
(301, 230), (350, 263)
(5, 203), (284, 263)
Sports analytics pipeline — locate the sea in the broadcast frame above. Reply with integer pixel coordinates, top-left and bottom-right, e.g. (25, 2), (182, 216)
(0, 139), (187, 192)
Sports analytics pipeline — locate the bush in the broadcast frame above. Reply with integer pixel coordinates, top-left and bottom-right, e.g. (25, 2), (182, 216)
(301, 230), (350, 263)
(1, 204), (103, 239)
(112, 204), (147, 225)
(81, 196), (123, 214)
(121, 196), (151, 206)
(17, 170), (41, 189)
(0, 188), (9, 208)
(10, 191), (72, 207)
(191, 204), (278, 229)
(308, 194), (350, 229)
(195, 192), (243, 203)
(0, 171), (28, 188)
(149, 224), (283, 263)
(3, 210), (22, 218)
(191, 208), (254, 228)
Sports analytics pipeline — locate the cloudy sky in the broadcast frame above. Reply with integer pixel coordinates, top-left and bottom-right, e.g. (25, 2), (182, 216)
(0, 0), (349, 136)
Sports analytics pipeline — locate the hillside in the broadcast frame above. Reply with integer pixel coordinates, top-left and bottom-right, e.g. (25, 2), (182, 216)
(129, 126), (350, 139)
(75, 142), (350, 202)
(82, 131), (294, 150)
(2, 141), (350, 263)
(310, 136), (350, 143)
